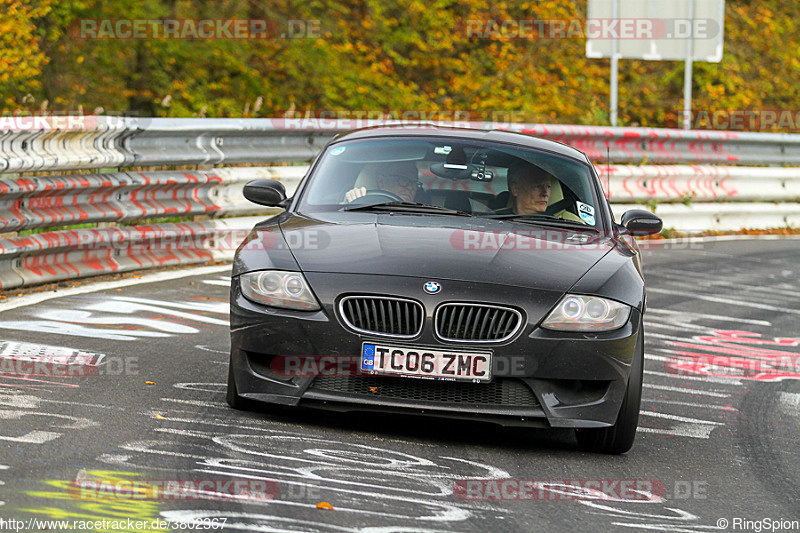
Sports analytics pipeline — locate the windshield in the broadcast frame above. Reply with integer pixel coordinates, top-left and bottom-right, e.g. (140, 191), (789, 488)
(296, 136), (602, 227)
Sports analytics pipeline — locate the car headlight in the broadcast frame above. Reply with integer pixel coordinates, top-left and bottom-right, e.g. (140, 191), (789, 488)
(541, 295), (630, 331)
(240, 271), (320, 310)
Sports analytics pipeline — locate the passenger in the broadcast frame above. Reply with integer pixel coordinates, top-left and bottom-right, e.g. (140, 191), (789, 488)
(496, 161), (584, 222)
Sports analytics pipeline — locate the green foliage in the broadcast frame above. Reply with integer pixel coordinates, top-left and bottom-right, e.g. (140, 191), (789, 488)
(2, 0), (798, 130)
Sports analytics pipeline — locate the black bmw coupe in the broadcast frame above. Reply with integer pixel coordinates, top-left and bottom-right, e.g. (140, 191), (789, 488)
(227, 125), (662, 453)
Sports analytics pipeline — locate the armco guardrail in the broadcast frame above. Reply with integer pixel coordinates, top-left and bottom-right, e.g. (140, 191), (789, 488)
(597, 165), (800, 202)
(0, 166), (305, 233)
(612, 203), (800, 232)
(5, 117), (800, 170)
(2, 116), (800, 290)
(0, 164), (304, 290)
(0, 217), (263, 289)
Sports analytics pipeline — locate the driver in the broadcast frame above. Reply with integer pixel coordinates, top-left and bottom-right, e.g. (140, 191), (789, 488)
(344, 162), (420, 203)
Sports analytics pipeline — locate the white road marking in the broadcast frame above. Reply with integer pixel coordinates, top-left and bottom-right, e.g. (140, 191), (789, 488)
(0, 320), (174, 341)
(640, 411), (723, 426)
(195, 345), (227, 354)
(0, 393), (40, 409)
(160, 398), (228, 409)
(84, 299), (229, 325)
(0, 409), (97, 429)
(173, 382), (226, 393)
(0, 264), (231, 313)
(653, 271), (800, 299)
(778, 392), (800, 416)
(34, 309), (199, 333)
(642, 383), (729, 398)
(0, 431), (61, 444)
(637, 425), (716, 439)
(109, 296), (229, 314)
(646, 308), (771, 326)
(647, 287), (800, 315)
(644, 321), (718, 334)
(611, 522), (724, 531)
(641, 398), (737, 412)
(644, 369), (742, 386)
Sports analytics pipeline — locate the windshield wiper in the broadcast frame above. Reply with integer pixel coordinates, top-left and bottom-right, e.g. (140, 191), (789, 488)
(341, 201), (472, 216)
(481, 213), (598, 230)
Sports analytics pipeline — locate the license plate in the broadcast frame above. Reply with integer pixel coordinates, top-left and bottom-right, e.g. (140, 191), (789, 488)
(360, 343), (492, 383)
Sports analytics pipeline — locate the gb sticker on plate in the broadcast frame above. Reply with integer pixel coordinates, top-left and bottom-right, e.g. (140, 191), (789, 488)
(576, 201), (595, 225)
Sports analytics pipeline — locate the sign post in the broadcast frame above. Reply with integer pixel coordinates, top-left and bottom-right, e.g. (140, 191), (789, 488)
(610, 0), (619, 126)
(683, 0), (695, 129)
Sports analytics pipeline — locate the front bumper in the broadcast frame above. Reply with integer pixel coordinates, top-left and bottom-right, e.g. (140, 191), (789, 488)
(230, 273), (642, 428)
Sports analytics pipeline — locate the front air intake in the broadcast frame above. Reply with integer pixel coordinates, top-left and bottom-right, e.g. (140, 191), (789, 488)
(339, 296), (424, 338)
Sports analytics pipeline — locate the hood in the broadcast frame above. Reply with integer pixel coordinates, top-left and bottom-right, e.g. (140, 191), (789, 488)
(280, 214), (614, 293)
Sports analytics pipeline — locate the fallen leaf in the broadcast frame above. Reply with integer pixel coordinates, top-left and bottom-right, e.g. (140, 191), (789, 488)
(155, 414), (166, 420)
(316, 502), (334, 510)
(145, 381), (156, 385)
(189, 281), (195, 285)
(368, 387), (380, 393)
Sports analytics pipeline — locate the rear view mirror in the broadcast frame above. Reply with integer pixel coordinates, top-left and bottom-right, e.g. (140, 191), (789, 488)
(620, 209), (663, 236)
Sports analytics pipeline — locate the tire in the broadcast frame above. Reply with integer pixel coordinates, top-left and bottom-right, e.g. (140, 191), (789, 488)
(575, 323), (644, 454)
(226, 358), (250, 410)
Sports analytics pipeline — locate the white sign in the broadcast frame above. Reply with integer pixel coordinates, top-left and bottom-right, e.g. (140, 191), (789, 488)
(586, 0), (725, 63)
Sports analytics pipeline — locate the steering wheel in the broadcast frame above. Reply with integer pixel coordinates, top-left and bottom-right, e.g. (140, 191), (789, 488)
(345, 189), (404, 205)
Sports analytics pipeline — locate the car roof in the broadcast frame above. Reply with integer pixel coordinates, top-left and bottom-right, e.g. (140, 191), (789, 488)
(329, 124), (591, 163)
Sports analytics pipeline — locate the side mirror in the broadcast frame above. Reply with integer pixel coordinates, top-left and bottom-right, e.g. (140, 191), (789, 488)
(620, 209), (663, 236)
(243, 179), (287, 207)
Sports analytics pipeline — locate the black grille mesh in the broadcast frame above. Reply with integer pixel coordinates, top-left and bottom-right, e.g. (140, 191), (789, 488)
(435, 304), (521, 341)
(308, 376), (538, 406)
(340, 297), (423, 336)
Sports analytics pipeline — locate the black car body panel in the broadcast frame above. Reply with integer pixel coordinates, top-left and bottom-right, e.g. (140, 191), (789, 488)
(229, 125), (651, 438)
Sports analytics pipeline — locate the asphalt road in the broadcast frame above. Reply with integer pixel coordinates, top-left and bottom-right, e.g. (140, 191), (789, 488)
(1, 238), (799, 532)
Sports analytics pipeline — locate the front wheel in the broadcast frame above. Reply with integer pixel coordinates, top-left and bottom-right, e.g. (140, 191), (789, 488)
(575, 324), (644, 454)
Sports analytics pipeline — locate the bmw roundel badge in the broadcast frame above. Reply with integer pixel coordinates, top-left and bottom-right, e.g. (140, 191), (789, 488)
(423, 281), (441, 294)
